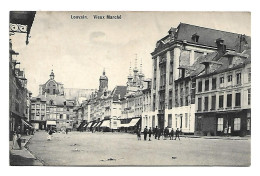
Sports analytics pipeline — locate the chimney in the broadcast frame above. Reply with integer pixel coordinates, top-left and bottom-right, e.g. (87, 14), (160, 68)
(216, 38), (226, 57)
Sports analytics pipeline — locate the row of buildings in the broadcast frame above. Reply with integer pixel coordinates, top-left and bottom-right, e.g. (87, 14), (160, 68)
(27, 23), (251, 137)
(73, 23), (251, 136)
(9, 11), (36, 140)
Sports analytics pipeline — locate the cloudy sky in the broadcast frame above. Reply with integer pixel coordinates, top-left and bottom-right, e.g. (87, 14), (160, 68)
(10, 11), (250, 96)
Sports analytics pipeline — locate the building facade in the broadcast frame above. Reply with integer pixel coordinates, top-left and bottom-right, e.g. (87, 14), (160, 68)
(150, 23), (249, 134)
(194, 49), (251, 136)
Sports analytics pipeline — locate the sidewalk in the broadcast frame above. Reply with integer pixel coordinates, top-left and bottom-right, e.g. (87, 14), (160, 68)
(183, 135), (251, 140)
(9, 134), (43, 166)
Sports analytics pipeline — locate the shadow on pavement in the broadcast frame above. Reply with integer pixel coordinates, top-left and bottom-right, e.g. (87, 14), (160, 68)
(10, 152), (36, 166)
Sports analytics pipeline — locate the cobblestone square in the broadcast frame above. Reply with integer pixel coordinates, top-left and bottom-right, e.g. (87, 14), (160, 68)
(26, 131), (250, 166)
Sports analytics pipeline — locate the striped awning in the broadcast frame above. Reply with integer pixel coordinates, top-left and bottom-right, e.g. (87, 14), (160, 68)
(21, 119), (33, 128)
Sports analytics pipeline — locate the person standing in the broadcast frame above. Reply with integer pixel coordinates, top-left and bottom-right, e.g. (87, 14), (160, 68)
(174, 128), (180, 140)
(170, 128), (174, 140)
(12, 131), (19, 150)
(137, 128), (141, 140)
(16, 126), (22, 150)
(148, 127), (152, 141)
(157, 128), (161, 140)
(143, 126), (148, 141)
(47, 128), (53, 141)
(154, 126), (158, 139)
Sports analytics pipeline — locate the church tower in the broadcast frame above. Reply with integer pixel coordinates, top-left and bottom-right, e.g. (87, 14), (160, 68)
(99, 69), (108, 92)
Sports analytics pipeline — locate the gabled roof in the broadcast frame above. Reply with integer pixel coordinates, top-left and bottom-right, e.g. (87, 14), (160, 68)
(175, 23), (240, 50)
(111, 86), (127, 101)
(32, 95), (74, 107)
(190, 49), (251, 78)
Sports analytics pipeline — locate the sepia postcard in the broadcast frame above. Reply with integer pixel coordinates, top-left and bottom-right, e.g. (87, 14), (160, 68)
(9, 11), (251, 166)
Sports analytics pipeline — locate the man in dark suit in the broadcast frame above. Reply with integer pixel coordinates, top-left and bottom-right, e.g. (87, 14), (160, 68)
(143, 126), (148, 141)
(174, 128), (181, 140)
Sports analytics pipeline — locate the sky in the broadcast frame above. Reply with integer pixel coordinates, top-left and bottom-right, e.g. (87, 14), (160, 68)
(10, 11), (251, 96)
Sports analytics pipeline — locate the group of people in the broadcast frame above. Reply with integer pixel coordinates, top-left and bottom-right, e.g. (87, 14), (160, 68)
(137, 126), (181, 141)
(12, 126), (22, 150)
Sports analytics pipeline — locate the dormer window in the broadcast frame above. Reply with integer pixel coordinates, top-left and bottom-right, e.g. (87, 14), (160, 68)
(192, 33), (199, 43)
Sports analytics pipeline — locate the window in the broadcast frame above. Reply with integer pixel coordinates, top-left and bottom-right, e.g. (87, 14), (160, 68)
(228, 75), (232, 82)
(185, 96), (189, 106)
(204, 97), (208, 111)
(219, 95), (224, 108)
(152, 116), (155, 127)
(180, 114), (183, 128)
(41, 115), (45, 120)
(36, 104), (40, 109)
(198, 98), (202, 111)
(211, 95), (216, 110)
(205, 80), (209, 91)
(248, 68), (251, 82)
(168, 114), (172, 128)
(53, 89), (55, 94)
(234, 118), (241, 131)
(247, 118), (251, 131)
(185, 113), (188, 128)
(180, 98), (183, 107)
(220, 77), (224, 84)
(212, 78), (216, 90)
(227, 94), (232, 108)
(248, 89), (251, 105)
(192, 34), (199, 42)
(175, 115), (178, 128)
(217, 118), (224, 131)
(217, 118), (223, 131)
(169, 90), (172, 109)
(236, 73), (241, 85)
(47, 89), (50, 93)
(235, 93), (241, 107)
(198, 81), (202, 92)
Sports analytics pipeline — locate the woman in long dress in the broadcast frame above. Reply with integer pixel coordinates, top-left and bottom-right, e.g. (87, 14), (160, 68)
(12, 132), (20, 150)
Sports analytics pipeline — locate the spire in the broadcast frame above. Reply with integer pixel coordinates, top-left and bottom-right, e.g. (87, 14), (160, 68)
(133, 54), (138, 73)
(140, 58), (142, 74)
(129, 61), (132, 76)
(103, 68), (106, 75)
(50, 69), (55, 80)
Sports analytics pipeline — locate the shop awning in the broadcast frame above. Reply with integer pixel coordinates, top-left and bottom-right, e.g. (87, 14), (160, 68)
(100, 120), (110, 128)
(96, 121), (102, 127)
(119, 123), (130, 128)
(93, 122), (99, 128)
(128, 118), (140, 127)
(87, 122), (93, 128)
(46, 121), (56, 125)
(21, 119), (33, 128)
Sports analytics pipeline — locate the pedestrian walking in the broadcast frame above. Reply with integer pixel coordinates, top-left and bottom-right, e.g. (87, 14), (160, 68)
(157, 128), (161, 140)
(148, 127), (152, 141)
(170, 128), (174, 140)
(154, 126), (158, 139)
(174, 128), (180, 140)
(12, 131), (20, 150)
(164, 127), (169, 140)
(47, 128), (53, 141)
(16, 126), (22, 149)
(143, 126), (148, 141)
(66, 128), (69, 134)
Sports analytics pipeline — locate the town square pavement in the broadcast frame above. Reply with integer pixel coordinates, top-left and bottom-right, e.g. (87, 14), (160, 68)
(25, 131), (250, 166)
